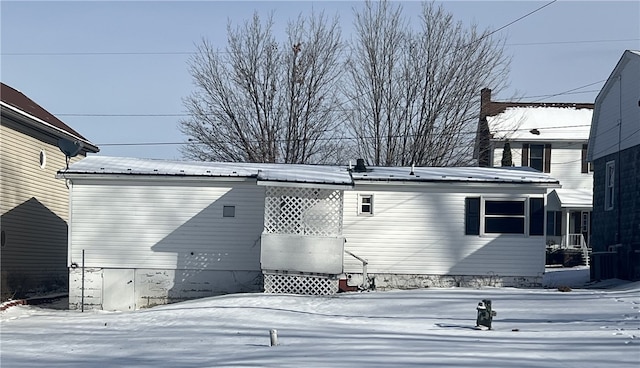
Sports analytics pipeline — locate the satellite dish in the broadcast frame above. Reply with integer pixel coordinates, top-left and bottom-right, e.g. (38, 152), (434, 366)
(58, 138), (84, 169)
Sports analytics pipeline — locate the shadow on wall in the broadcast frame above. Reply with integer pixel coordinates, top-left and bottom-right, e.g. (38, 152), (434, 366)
(148, 187), (265, 306)
(1, 197), (68, 300)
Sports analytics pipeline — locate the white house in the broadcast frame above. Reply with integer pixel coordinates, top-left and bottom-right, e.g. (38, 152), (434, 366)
(476, 89), (594, 257)
(59, 156), (559, 311)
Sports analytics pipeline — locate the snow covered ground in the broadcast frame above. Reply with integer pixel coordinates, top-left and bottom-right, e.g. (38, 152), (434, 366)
(1, 280), (639, 367)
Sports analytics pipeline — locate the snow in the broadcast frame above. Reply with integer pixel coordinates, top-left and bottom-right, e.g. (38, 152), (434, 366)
(2, 280), (639, 367)
(487, 106), (593, 141)
(65, 156), (560, 187)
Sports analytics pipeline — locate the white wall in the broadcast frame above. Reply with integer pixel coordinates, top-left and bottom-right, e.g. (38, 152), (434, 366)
(591, 54), (640, 160)
(342, 184), (547, 278)
(69, 179), (265, 270)
(493, 142), (592, 190)
(68, 178), (266, 309)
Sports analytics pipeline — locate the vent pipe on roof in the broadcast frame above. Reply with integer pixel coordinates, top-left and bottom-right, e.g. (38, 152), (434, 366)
(354, 158), (367, 173)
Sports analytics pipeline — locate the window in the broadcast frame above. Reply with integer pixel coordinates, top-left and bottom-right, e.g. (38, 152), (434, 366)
(465, 197), (544, 236)
(223, 205), (236, 218)
(39, 149), (47, 169)
(546, 211), (562, 236)
(358, 194), (373, 215)
(581, 211), (590, 233)
(522, 144), (551, 173)
(605, 161), (615, 211)
(484, 200), (525, 234)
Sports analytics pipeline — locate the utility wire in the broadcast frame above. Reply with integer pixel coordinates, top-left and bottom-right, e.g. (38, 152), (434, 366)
(6, 37), (637, 56)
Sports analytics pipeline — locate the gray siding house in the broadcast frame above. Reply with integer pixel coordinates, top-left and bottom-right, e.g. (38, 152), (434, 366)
(60, 156), (559, 311)
(587, 50), (640, 281)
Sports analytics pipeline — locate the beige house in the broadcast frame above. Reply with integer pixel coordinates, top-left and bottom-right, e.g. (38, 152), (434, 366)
(1, 82), (99, 300)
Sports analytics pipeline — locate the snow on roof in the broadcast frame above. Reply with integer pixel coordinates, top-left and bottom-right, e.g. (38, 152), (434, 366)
(62, 156), (559, 186)
(550, 189), (593, 209)
(62, 156), (353, 186)
(351, 165), (560, 184)
(487, 106), (593, 141)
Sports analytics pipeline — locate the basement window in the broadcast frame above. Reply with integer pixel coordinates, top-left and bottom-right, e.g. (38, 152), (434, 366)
(223, 205), (236, 218)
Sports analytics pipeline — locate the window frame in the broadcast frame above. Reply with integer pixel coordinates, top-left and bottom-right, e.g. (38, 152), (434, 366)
(358, 194), (374, 216)
(522, 143), (551, 173)
(605, 160), (615, 211)
(465, 196), (545, 236)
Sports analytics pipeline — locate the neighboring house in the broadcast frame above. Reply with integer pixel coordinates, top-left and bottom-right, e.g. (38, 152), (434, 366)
(59, 156), (559, 311)
(0, 82), (99, 300)
(587, 50), (640, 281)
(476, 88), (594, 257)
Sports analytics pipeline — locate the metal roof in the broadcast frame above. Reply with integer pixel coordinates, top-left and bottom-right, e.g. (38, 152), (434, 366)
(350, 165), (560, 184)
(61, 156), (560, 186)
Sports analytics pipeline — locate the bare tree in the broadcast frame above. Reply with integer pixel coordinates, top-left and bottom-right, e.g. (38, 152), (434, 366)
(346, 1), (510, 166)
(180, 11), (343, 163)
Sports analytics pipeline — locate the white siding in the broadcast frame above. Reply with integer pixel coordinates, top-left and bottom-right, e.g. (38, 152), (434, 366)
(69, 179), (265, 271)
(590, 54), (640, 160)
(343, 185), (547, 277)
(493, 142), (592, 189)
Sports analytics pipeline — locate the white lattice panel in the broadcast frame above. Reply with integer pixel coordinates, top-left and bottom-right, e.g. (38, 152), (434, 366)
(263, 273), (339, 295)
(264, 187), (343, 236)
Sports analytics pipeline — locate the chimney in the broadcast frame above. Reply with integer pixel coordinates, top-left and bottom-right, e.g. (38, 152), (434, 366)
(480, 88), (492, 119)
(353, 158), (367, 173)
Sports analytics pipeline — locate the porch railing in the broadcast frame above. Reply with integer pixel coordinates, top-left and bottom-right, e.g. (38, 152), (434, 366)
(561, 233), (591, 267)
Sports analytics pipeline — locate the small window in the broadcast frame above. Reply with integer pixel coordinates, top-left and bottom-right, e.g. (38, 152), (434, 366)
(581, 211), (590, 233)
(358, 194), (373, 215)
(605, 161), (615, 211)
(223, 205), (235, 218)
(39, 149), (47, 169)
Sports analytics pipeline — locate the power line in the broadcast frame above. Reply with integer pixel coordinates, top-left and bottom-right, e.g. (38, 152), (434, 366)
(506, 38), (640, 47)
(6, 37), (636, 57)
(95, 123), (593, 146)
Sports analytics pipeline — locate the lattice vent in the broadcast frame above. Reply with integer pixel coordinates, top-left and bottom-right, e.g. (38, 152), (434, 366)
(264, 186), (343, 236)
(263, 273), (339, 295)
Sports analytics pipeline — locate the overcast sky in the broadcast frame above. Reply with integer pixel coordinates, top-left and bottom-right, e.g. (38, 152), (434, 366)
(2, 0), (638, 160)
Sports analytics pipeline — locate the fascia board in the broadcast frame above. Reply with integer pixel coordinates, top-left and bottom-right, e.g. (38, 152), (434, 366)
(1, 101), (100, 153)
(257, 180), (352, 190)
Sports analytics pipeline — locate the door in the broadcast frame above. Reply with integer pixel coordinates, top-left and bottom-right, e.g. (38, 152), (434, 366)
(102, 269), (135, 311)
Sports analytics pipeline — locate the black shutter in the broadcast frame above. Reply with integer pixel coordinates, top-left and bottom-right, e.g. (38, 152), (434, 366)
(544, 144), (552, 173)
(581, 144), (589, 173)
(465, 197), (480, 235)
(522, 144), (529, 166)
(529, 197), (544, 236)
(555, 211), (562, 236)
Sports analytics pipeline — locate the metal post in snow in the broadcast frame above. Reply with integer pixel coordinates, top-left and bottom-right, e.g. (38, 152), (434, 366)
(81, 249), (85, 313)
(269, 329), (278, 346)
